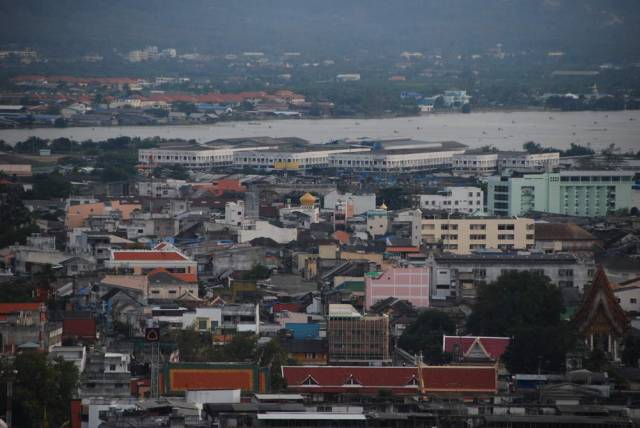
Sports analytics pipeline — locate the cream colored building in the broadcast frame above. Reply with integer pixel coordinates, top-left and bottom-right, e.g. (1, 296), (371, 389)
(421, 217), (535, 254)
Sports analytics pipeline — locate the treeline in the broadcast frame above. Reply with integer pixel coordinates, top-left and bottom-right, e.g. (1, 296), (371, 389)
(6, 135), (160, 155)
(545, 95), (640, 112)
(2, 136), (173, 182)
(523, 141), (595, 157)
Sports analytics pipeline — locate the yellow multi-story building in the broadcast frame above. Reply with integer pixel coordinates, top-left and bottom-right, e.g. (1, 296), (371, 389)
(421, 217), (535, 254)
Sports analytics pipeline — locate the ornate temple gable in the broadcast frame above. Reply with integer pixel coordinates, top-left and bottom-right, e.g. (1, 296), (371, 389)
(464, 338), (493, 361)
(572, 265), (630, 338)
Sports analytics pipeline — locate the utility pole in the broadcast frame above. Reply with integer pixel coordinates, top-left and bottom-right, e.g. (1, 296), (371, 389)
(4, 369), (17, 428)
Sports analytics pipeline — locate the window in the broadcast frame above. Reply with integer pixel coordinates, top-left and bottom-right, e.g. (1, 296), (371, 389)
(198, 319), (208, 331)
(473, 268), (486, 278)
(631, 298), (637, 304)
(109, 364), (116, 371)
(498, 224), (515, 230)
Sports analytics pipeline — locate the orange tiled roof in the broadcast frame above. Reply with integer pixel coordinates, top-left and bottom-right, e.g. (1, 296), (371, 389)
(385, 246), (420, 253)
(0, 302), (42, 314)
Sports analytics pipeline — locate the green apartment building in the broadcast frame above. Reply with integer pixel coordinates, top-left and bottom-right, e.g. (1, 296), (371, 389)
(487, 171), (635, 217)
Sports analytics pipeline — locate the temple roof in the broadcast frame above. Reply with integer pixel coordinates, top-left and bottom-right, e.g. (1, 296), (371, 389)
(572, 265), (630, 338)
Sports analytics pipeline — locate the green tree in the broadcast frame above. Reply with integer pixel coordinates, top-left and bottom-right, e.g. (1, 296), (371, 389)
(622, 335), (640, 367)
(31, 172), (72, 199)
(167, 164), (189, 180)
(0, 352), (79, 428)
(258, 338), (291, 391)
(376, 186), (411, 210)
(563, 143), (594, 157)
(0, 279), (37, 302)
(0, 187), (39, 247)
(243, 264), (272, 281)
(14, 137), (48, 154)
(398, 310), (456, 364)
(217, 334), (257, 362)
(50, 138), (79, 154)
(467, 271), (574, 373)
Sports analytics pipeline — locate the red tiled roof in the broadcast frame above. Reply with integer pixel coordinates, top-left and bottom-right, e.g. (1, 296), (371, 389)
(282, 365), (496, 394)
(333, 230), (350, 245)
(443, 336), (511, 361)
(13, 75), (145, 85)
(0, 302), (42, 314)
(273, 303), (306, 313)
(113, 251), (187, 261)
(63, 318), (97, 340)
(422, 366), (497, 392)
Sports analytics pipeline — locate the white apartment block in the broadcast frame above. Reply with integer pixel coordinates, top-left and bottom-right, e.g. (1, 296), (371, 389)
(136, 179), (187, 198)
(225, 201), (245, 226)
(431, 252), (594, 300)
(418, 187), (484, 214)
(421, 217), (535, 255)
(323, 190), (376, 216)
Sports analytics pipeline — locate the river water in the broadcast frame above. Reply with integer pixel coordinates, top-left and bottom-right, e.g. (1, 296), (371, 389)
(1, 110), (639, 152)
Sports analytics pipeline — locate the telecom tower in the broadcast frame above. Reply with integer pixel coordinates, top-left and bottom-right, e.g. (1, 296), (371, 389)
(145, 324), (161, 398)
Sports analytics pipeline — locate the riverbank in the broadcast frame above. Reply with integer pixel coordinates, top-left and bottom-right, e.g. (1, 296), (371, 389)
(1, 110), (638, 153)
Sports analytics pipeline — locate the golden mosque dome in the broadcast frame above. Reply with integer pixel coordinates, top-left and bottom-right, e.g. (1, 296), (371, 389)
(300, 192), (317, 205)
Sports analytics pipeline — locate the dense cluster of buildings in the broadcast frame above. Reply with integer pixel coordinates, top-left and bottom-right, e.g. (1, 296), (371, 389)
(0, 131), (639, 427)
(0, 76), (316, 128)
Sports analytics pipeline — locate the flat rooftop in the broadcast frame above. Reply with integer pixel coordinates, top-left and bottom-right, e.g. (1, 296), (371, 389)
(435, 252), (577, 263)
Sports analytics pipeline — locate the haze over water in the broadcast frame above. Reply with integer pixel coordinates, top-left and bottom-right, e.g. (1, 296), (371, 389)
(2, 110), (639, 152)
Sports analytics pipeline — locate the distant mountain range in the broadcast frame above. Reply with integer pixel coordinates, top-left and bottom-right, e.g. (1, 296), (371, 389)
(1, 0), (639, 60)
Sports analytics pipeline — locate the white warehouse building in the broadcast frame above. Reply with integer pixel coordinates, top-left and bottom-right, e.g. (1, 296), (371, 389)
(453, 150), (560, 176)
(232, 146), (369, 171)
(328, 140), (467, 173)
(138, 142), (276, 169)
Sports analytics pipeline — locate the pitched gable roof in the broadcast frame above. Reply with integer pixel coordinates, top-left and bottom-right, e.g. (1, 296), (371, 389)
(443, 336), (511, 362)
(572, 265), (630, 338)
(148, 269), (189, 285)
(281, 365), (497, 394)
(534, 223), (597, 241)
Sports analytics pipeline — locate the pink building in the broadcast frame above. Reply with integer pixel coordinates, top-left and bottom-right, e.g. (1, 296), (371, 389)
(365, 267), (429, 309)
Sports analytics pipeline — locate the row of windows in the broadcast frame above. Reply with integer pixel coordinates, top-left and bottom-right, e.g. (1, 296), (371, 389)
(560, 175), (630, 182)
